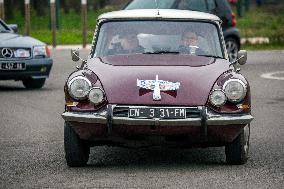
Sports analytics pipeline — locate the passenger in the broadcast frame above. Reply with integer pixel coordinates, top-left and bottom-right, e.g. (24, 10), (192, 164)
(108, 32), (144, 55)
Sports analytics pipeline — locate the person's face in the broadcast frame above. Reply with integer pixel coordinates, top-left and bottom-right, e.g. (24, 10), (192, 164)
(182, 32), (198, 47)
(120, 34), (139, 50)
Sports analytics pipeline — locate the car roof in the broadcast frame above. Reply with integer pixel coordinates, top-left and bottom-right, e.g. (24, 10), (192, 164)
(98, 9), (221, 22)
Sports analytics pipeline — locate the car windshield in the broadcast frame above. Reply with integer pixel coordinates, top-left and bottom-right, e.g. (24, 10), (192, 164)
(125, 0), (208, 12)
(93, 21), (224, 58)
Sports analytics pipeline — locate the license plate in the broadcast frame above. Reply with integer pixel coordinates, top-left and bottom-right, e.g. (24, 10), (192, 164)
(0, 63), (26, 70)
(129, 108), (186, 119)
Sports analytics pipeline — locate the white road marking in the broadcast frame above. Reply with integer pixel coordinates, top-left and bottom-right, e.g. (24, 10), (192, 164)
(261, 71), (284, 81)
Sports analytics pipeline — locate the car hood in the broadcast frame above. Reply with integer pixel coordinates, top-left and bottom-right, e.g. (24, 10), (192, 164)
(87, 54), (230, 106)
(0, 33), (45, 47)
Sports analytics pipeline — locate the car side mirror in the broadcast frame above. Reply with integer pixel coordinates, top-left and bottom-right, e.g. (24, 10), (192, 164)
(71, 49), (80, 62)
(237, 50), (247, 65)
(7, 24), (18, 33)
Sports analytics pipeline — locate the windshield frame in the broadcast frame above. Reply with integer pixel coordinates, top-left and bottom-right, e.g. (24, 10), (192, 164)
(90, 18), (226, 59)
(0, 19), (12, 32)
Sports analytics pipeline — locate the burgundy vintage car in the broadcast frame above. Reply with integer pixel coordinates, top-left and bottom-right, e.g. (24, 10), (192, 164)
(62, 9), (253, 167)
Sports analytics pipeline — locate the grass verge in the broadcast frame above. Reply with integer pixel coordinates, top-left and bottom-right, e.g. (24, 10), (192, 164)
(236, 2), (284, 48)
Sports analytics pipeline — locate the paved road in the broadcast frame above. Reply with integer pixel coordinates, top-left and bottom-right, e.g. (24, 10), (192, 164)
(0, 50), (283, 188)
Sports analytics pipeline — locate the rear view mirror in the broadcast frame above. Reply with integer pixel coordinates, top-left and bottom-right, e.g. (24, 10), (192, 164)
(71, 49), (80, 62)
(237, 50), (247, 65)
(7, 24), (18, 33)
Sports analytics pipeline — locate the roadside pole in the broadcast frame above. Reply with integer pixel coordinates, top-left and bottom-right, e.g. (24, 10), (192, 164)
(244, 0), (250, 11)
(0, 0), (4, 20)
(237, 0), (243, 17)
(50, 0), (57, 48)
(81, 0), (87, 48)
(25, 0), (31, 36)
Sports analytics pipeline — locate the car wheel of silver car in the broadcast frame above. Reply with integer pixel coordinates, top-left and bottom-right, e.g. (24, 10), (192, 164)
(225, 125), (250, 165)
(225, 37), (239, 62)
(64, 122), (90, 167)
(22, 78), (46, 89)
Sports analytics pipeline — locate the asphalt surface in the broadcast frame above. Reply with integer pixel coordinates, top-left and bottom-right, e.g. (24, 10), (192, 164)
(0, 50), (283, 188)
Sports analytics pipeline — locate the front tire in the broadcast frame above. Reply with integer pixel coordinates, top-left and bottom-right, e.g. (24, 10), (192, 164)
(225, 125), (250, 165)
(22, 78), (46, 89)
(64, 122), (90, 167)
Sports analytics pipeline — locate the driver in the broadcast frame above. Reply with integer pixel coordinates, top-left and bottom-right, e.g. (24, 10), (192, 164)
(179, 30), (205, 55)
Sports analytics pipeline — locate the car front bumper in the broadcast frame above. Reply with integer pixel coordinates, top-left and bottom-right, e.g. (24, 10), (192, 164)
(62, 109), (253, 126)
(62, 105), (253, 143)
(0, 58), (53, 80)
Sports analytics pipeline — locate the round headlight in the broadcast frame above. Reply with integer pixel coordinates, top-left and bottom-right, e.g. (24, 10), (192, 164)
(223, 79), (247, 103)
(210, 89), (227, 107)
(68, 76), (91, 100)
(88, 87), (104, 104)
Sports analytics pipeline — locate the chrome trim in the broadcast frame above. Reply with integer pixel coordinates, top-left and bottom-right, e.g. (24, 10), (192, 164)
(207, 110), (253, 125)
(62, 112), (107, 124)
(62, 106), (254, 126)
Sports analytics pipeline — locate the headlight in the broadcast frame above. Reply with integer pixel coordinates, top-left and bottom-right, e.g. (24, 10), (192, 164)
(88, 87), (104, 104)
(209, 89), (227, 107)
(33, 46), (49, 58)
(223, 79), (247, 103)
(14, 49), (30, 58)
(68, 76), (91, 100)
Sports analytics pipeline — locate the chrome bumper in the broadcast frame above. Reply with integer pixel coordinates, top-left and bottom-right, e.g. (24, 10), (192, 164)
(61, 107), (253, 127)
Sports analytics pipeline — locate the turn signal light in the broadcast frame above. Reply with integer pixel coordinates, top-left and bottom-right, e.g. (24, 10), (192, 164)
(45, 46), (51, 57)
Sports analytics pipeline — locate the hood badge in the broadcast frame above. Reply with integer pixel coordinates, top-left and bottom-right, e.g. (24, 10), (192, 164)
(137, 75), (181, 101)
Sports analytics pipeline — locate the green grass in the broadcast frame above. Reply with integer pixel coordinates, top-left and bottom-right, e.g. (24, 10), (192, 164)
(236, 2), (284, 46)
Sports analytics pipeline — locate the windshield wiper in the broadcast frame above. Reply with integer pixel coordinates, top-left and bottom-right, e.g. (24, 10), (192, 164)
(143, 50), (180, 54)
(197, 54), (224, 59)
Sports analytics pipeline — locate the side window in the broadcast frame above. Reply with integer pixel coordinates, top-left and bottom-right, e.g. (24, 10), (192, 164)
(207, 0), (217, 11)
(177, 0), (207, 12)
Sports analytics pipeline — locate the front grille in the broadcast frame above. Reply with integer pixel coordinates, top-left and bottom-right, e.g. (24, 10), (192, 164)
(113, 106), (129, 117)
(186, 107), (201, 118)
(113, 106), (201, 118)
(0, 47), (31, 59)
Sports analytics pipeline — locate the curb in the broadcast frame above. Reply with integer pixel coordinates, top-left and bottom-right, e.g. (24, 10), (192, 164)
(241, 37), (270, 45)
(48, 45), (92, 50)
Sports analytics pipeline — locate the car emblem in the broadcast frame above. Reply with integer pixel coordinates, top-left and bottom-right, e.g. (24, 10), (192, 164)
(137, 75), (181, 101)
(1, 48), (13, 58)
